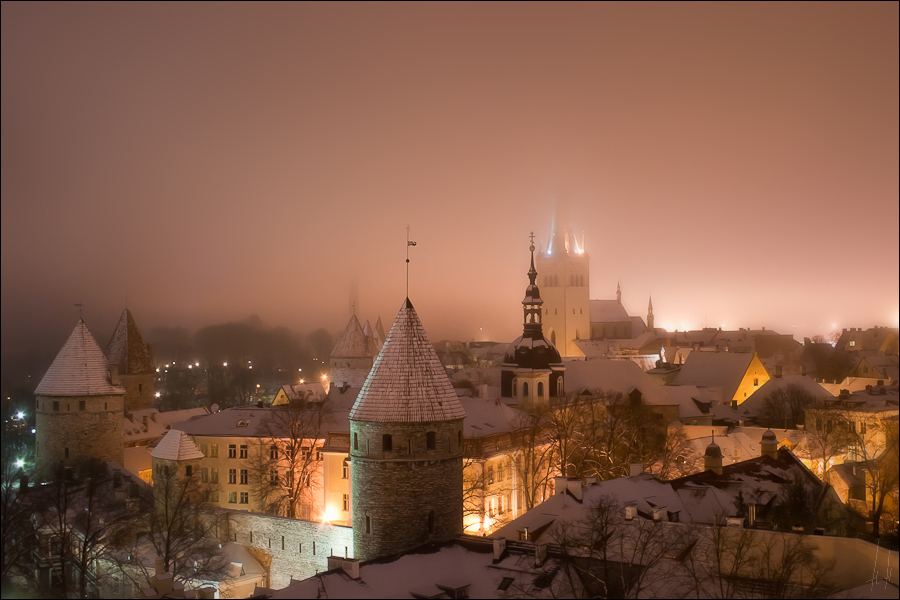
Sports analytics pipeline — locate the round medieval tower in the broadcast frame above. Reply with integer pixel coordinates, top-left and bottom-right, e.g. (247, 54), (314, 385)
(34, 319), (126, 481)
(349, 298), (466, 561)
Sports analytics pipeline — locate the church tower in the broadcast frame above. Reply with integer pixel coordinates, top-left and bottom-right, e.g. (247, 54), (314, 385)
(647, 295), (655, 331)
(534, 227), (589, 358)
(349, 298), (466, 561)
(106, 308), (156, 410)
(35, 319), (126, 480)
(330, 314), (379, 389)
(501, 237), (565, 409)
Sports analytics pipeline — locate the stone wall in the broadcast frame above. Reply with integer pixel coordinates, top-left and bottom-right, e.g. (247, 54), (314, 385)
(218, 510), (353, 588)
(35, 394), (124, 480)
(351, 418), (464, 561)
(121, 372), (156, 411)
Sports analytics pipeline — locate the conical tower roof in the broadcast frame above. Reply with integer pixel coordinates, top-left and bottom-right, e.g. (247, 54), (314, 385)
(35, 319), (126, 397)
(349, 299), (466, 423)
(106, 309), (154, 374)
(332, 314), (376, 358)
(150, 429), (204, 461)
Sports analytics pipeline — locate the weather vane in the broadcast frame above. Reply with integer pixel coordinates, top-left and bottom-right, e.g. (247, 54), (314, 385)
(74, 303), (84, 319)
(406, 225), (417, 298)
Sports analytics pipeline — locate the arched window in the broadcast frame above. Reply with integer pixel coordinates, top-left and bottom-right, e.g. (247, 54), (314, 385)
(558, 377), (565, 397)
(523, 382), (529, 398)
(428, 510), (435, 534)
(537, 382), (544, 397)
(426, 431), (436, 450)
(551, 331), (556, 346)
(382, 434), (392, 452)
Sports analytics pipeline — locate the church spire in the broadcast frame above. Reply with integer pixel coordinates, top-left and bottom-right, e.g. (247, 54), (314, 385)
(647, 294), (655, 330)
(522, 232), (544, 334)
(616, 281), (622, 304)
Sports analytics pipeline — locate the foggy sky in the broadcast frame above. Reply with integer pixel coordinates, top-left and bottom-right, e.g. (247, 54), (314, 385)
(2, 2), (898, 361)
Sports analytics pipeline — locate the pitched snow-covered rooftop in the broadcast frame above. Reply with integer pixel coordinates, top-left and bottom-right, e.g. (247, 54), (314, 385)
(349, 299), (466, 423)
(670, 351), (758, 400)
(738, 374), (831, 420)
(589, 299), (630, 323)
(35, 319), (126, 397)
(331, 314), (377, 358)
(150, 429), (204, 461)
(106, 308), (155, 374)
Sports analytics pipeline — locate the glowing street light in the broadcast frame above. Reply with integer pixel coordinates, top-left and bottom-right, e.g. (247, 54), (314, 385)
(15, 411), (24, 420)
(195, 362), (199, 367)
(15, 459), (24, 469)
(223, 362), (228, 367)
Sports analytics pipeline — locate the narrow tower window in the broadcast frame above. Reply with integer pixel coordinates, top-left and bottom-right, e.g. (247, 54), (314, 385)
(537, 382), (544, 398)
(382, 434), (392, 452)
(522, 382), (529, 398)
(426, 432), (436, 450)
(353, 432), (358, 451)
(366, 515), (371, 534)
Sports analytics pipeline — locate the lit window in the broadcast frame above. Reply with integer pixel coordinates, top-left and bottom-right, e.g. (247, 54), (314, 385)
(343, 494), (349, 511)
(210, 444), (218, 458)
(342, 461), (349, 479)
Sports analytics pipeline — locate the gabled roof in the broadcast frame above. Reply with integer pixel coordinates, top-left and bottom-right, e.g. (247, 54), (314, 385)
(331, 315), (377, 358)
(589, 299), (631, 323)
(106, 308), (155, 374)
(349, 299), (466, 423)
(35, 319), (126, 397)
(738, 375), (831, 419)
(670, 351), (758, 400)
(149, 429), (204, 461)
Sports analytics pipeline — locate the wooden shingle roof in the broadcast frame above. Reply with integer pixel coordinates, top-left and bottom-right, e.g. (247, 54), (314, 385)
(106, 308), (155, 374)
(35, 319), (126, 397)
(349, 299), (466, 423)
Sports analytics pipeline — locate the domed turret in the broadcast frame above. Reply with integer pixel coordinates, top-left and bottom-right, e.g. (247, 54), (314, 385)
(501, 235), (565, 409)
(704, 433), (723, 475)
(761, 429), (778, 459)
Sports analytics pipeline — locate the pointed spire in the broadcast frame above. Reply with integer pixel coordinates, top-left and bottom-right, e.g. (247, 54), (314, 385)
(37, 319), (126, 397)
(332, 314), (375, 358)
(648, 295), (653, 313)
(349, 299), (465, 423)
(616, 281), (622, 304)
(107, 309), (154, 374)
(522, 233), (544, 330)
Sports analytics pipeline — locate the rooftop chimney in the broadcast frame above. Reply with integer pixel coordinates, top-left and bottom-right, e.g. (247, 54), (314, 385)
(493, 537), (507, 561)
(629, 462), (643, 477)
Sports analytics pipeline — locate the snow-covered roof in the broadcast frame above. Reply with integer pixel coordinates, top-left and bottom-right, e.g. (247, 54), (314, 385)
(562, 360), (672, 406)
(274, 382), (328, 404)
(150, 429), (204, 461)
(331, 314), (377, 358)
(589, 299), (630, 323)
(35, 319), (126, 397)
(123, 407), (209, 443)
(106, 309), (155, 374)
(349, 299), (466, 423)
(670, 351), (758, 400)
(458, 397), (528, 438)
(738, 375), (832, 419)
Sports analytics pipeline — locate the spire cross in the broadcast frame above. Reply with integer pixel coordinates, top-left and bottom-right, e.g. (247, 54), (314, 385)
(529, 231), (535, 251)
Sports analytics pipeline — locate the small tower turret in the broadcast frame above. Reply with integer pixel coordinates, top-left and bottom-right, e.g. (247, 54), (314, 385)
(761, 429), (778, 459)
(704, 433), (723, 475)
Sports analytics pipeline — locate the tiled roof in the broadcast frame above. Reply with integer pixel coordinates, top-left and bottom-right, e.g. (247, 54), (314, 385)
(106, 309), (155, 374)
(589, 299), (631, 323)
(150, 429), (204, 461)
(331, 315), (377, 358)
(349, 299), (466, 423)
(35, 319), (126, 397)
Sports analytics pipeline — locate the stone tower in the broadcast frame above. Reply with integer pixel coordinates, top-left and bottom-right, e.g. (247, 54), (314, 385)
(330, 314), (378, 389)
(35, 319), (126, 481)
(150, 429), (205, 511)
(647, 295), (655, 331)
(501, 238), (566, 409)
(106, 308), (156, 410)
(534, 226), (589, 358)
(349, 298), (466, 561)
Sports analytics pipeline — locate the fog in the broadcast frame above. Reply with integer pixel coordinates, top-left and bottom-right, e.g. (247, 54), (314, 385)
(3, 3), (898, 387)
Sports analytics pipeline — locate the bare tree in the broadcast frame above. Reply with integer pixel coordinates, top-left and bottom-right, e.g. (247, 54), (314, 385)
(507, 406), (558, 512)
(804, 403), (854, 477)
(142, 461), (226, 583)
(759, 384), (816, 429)
(0, 448), (38, 594)
(249, 398), (331, 520)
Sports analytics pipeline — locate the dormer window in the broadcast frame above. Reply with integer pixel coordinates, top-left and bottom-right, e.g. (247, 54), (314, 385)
(237, 420), (249, 427)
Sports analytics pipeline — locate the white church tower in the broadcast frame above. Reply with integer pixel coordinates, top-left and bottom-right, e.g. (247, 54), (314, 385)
(535, 226), (589, 358)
